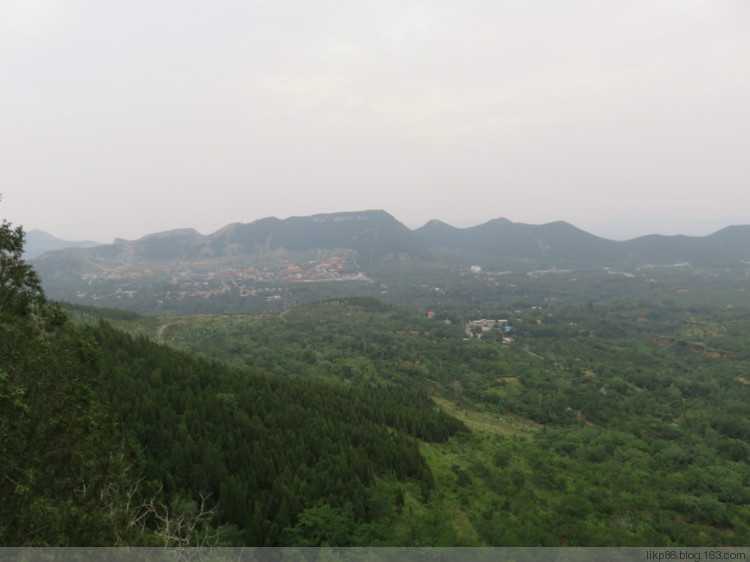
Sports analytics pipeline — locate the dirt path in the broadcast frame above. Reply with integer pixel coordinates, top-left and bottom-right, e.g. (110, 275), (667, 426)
(156, 323), (169, 343)
(521, 345), (544, 359)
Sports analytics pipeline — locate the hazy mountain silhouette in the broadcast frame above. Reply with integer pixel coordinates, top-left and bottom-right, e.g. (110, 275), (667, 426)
(23, 230), (102, 260)
(31, 211), (750, 279)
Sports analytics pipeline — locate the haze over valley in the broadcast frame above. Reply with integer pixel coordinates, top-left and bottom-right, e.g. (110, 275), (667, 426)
(30, 209), (750, 315)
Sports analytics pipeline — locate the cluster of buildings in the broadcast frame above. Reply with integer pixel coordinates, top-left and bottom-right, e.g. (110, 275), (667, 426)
(75, 255), (370, 303)
(81, 267), (154, 282)
(80, 256), (363, 286)
(275, 257), (355, 282)
(464, 318), (514, 343)
(170, 257), (355, 285)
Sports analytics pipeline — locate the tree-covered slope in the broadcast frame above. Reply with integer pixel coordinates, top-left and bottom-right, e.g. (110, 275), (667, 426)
(0, 218), (140, 545)
(87, 322), (465, 545)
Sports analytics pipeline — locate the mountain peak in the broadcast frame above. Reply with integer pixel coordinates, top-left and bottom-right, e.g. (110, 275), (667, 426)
(306, 210), (393, 223)
(421, 219), (453, 229)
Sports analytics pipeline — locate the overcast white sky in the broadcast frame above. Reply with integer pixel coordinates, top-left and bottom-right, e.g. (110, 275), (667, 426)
(2, 0), (749, 242)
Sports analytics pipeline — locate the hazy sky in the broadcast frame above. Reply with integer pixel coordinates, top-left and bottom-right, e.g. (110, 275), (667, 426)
(2, 0), (749, 242)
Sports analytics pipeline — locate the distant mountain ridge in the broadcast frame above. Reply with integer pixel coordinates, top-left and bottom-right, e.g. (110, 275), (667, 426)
(24, 230), (102, 259)
(31, 210), (750, 282)
(39, 210), (424, 270)
(415, 217), (616, 264)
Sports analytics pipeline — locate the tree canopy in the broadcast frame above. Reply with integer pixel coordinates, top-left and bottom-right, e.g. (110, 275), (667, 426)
(0, 213), (44, 317)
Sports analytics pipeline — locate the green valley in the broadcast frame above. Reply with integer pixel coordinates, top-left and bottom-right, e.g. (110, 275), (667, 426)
(63, 273), (750, 546)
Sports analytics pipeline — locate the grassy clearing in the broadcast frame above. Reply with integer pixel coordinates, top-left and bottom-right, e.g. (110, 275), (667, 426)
(403, 398), (541, 545)
(432, 396), (539, 438)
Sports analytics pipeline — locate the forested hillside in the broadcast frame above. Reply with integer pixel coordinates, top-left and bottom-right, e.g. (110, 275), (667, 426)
(88, 322), (464, 545)
(1, 219), (465, 546)
(0, 219), (139, 544)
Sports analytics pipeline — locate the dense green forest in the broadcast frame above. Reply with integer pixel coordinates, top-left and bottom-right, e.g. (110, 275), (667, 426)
(89, 322), (465, 545)
(1, 219), (138, 544)
(4, 214), (750, 546)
